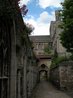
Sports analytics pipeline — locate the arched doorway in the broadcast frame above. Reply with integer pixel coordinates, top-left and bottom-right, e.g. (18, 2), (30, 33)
(38, 64), (49, 82)
(39, 70), (48, 81)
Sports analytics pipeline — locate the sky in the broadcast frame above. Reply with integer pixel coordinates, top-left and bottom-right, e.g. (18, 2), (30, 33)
(20, 0), (64, 35)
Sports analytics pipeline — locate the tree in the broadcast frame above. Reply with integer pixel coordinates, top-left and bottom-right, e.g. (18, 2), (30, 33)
(0, 0), (28, 17)
(60, 0), (73, 53)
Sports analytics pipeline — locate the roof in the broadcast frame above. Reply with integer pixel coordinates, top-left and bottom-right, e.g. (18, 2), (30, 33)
(29, 35), (51, 43)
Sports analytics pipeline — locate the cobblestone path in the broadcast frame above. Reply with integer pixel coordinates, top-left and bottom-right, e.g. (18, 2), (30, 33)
(31, 80), (71, 98)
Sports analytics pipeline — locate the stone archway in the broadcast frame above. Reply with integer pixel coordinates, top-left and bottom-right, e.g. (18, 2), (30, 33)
(39, 70), (48, 81)
(38, 64), (49, 82)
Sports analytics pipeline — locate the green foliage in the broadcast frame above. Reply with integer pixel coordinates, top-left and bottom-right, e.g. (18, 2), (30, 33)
(50, 50), (71, 69)
(60, 0), (73, 53)
(51, 55), (68, 69)
(44, 46), (51, 54)
(0, 1), (28, 18)
(0, 1), (13, 17)
(69, 54), (73, 60)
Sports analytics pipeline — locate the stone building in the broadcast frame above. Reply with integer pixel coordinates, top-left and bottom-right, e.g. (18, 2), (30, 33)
(0, 1), (38, 98)
(50, 10), (70, 57)
(49, 10), (73, 91)
(29, 35), (52, 81)
(30, 36), (51, 56)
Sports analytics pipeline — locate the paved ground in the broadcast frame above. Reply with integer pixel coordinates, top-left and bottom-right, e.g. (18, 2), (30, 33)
(31, 80), (71, 98)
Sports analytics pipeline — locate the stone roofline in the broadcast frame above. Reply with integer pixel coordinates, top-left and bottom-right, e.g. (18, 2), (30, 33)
(29, 35), (51, 42)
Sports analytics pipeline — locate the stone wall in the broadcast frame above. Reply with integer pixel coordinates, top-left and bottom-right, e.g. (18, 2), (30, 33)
(50, 61), (73, 91)
(50, 67), (60, 88)
(16, 35), (38, 98)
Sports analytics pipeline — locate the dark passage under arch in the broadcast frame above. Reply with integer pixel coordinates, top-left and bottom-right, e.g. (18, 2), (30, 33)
(39, 70), (48, 81)
(38, 64), (49, 82)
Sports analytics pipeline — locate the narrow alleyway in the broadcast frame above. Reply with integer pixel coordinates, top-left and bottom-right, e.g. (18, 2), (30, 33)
(31, 80), (71, 98)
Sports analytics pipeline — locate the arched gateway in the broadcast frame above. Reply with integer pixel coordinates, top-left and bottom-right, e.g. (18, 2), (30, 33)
(37, 57), (51, 82)
(29, 35), (52, 82)
(38, 64), (49, 81)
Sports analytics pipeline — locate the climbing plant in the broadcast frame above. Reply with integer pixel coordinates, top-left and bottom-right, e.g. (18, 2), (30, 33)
(44, 46), (51, 54)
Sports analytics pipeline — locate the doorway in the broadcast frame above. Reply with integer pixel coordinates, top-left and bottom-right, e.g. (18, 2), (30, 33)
(39, 70), (48, 81)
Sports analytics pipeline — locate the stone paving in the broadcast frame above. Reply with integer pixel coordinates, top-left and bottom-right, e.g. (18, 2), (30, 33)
(31, 80), (71, 98)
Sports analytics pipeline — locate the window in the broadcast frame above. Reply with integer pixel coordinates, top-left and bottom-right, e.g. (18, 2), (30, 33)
(38, 43), (44, 50)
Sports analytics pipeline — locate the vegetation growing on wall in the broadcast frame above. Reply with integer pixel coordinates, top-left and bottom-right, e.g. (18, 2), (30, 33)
(50, 51), (69, 69)
(51, 56), (67, 69)
(44, 46), (51, 54)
